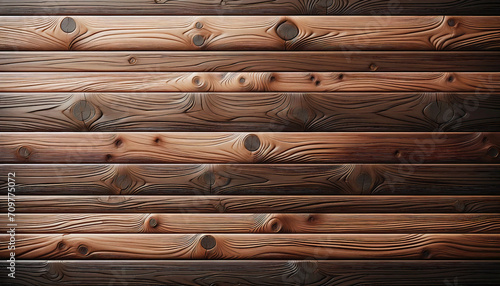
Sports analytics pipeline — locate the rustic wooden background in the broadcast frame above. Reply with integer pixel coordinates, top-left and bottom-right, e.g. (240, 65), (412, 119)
(1, 0), (500, 285)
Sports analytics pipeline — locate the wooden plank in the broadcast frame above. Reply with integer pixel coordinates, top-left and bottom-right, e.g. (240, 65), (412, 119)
(0, 132), (499, 163)
(4, 196), (499, 213)
(2, 260), (499, 286)
(0, 72), (499, 92)
(1, 0), (499, 15)
(2, 234), (500, 259)
(1, 16), (499, 51)
(4, 214), (500, 233)
(2, 164), (500, 195)
(1, 92), (500, 132)
(2, 52), (500, 72)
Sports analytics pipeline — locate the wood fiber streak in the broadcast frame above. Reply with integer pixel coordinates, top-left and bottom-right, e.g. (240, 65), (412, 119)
(0, 73), (499, 93)
(2, 52), (500, 72)
(4, 214), (500, 233)
(1, 0), (499, 15)
(1, 260), (499, 286)
(1, 16), (499, 51)
(2, 164), (499, 195)
(2, 234), (500, 259)
(4, 196), (499, 213)
(1, 92), (500, 132)
(0, 132), (499, 163)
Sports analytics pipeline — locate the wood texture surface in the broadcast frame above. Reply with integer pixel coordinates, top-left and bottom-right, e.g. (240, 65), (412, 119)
(5, 195), (499, 213)
(1, 0), (499, 15)
(4, 214), (500, 233)
(1, 16), (499, 51)
(2, 52), (500, 72)
(2, 164), (499, 195)
(1, 260), (499, 286)
(1, 92), (499, 132)
(1, 72), (498, 92)
(1, 132), (499, 163)
(2, 234), (500, 259)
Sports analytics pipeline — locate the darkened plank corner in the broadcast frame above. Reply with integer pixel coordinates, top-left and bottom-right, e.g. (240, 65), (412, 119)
(0, 0), (500, 285)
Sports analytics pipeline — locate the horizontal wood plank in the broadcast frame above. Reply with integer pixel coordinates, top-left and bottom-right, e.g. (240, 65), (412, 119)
(0, 72), (497, 92)
(1, 0), (499, 15)
(2, 234), (500, 259)
(4, 214), (500, 233)
(4, 196), (499, 213)
(1, 92), (499, 132)
(0, 132), (498, 163)
(2, 52), (500, 72)
(1, 16), (499, 51)
(1, 260), (499, 286)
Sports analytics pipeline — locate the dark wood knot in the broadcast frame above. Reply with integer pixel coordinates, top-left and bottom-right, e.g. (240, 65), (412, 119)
(369, 63), (378, 71)
(487, 146), (499, 158)
(195, 22), (203, 29)
(276, 21), (299, 41)
(203, 171), (216, 186)
(78, 244), (89, 256)
(269, 218), (283, 233)
(244, 134), (260, 152)
(447, 19), (456, 27)
(128, 57), (137, 65)
(60, 17), (76, 33)
(200, 235), (216, 250)
(114, 174), (132, 190)
(18, 146), (31, 159)
(149, 217), (158, 228)
(355, 172), (373, 193)
(193, 35), (205, 47)
(72, 100), (95, 122)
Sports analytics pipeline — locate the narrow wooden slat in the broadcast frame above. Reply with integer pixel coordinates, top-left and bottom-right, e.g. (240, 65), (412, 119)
(1, 72), (497, 92)
(2, 234), (500, 259)
(1, 16), (499, 51)
(2, 164), (499, 195)
(0, 132), (498, 163)
(1, 0), (499, 15)
(3, 214), (500, 233)
(4, 196), (499, 213)
(2, 260), (499, 286)
(1, 92), (499, 132)
(2, 52), (500, 72)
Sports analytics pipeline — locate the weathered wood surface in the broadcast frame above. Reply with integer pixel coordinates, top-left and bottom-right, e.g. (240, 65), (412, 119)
(2, 164), (500, 195)
(1, 72), (498, 92)
(1, 0), (499, 15)
(4, 195), (499, 213)
(1, 260), (499, 286)
(1, 132), (499, 163)
(1, 16), (499, 51)
(2, 52), (500, 72)
(4, 214), (500, 233)
(2, 234), (500, 259)
(1, 92), (499, 132)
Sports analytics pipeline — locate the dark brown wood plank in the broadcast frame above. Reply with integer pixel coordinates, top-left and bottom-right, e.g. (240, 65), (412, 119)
(0, 132), (499, 163)
(2, 234), (500, 259)
(2, 52), (500, 72)
(4, 214), (500, 233)
(1, 260), (499, 286)
(4, 196), (499, 213)
(2, 164), (499, 195)
(1, 16), (499, 51)
(1, 0), (499, 15)
(1, 92), (499, 132)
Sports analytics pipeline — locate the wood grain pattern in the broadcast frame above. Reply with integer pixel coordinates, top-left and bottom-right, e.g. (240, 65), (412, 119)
(1, 0), (499, 15)
(2, 52), (500, 72)
(1, 92), (499, 132)
(1, 16), (499, 51)
(4, 214), (500, 233)
(2, 234), (500, 259)
(4, 196), (499, 213)
(1, 72), (498, 92)
(2, 164), (499, 195)
(1, 132), (499, 163)
(2, 260), (499, 286)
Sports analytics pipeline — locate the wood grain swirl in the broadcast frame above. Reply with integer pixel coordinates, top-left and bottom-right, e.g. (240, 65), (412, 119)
(1, 16), (499, 51)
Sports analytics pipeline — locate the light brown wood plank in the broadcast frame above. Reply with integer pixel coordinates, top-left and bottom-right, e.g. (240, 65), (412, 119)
(2, 234), (500, 259)
(0, 72), (497, 92)
(1, 16), (499, 51)
(0, 132), (498, 163)
(2, 52), (500, 72)
(4, 196), (499, 213)
(3, 214), (500, 233)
